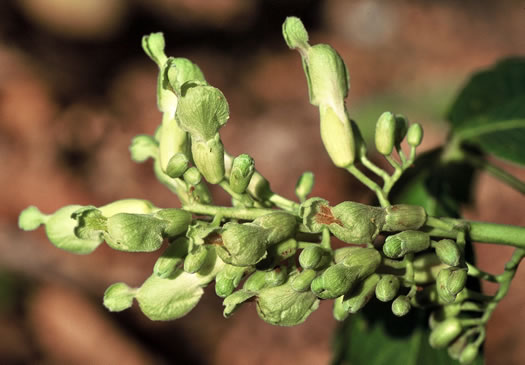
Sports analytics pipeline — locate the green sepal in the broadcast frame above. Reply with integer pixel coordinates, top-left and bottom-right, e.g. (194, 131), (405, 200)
(436, 268), (457, 303)
(333, 295), (348, 321)
(295, 171), (314, 202)
(329, 201), (386, 243)
(183, 245), (209, 273)
(18, 206), (48, 231)
(129, 135), (158, 163)
(229, 154), (255, 194)
(71, 206), (107, 241)
(142, 32), (167, 67)
(166, 152), (189, 178)
(311, 263), (364, 299)
(191, 134), (225, 184)
(299, 197), (331, 233)
(383, 230), (430, 259)
(215, 264), (247, 298)
(153, 237), (189, 278)
(446, 268), (468, 296)
(105, 213), (166, 252)
(255, 278), (320, 326)
(183, 167), (202, 186)
(252, 211), (297, 245)
(176, 84), (229, 141)
(41, 205), (103, 254)
(299, 246), (330, 270)
(216, 222), (269, 266)
(434, 239), (461, 267)
(154, 208), (192, 237)
(375, 274), (400, 302)
(103, 282), (136, 312)
(282, 16), (309, 52)
(265, 266), (288, 287)
(186, 220), (219, 246)
(319, 104), (356, 168)
(223, 289), (256, 318)
(243, 270), (268, 292)
(98, 199), (157, 216)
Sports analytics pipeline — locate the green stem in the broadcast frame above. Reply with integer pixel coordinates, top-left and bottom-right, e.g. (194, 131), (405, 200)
(463, 151), (525, 194)
(182, 203), (274, 220)
(466, 263), (498, 283)
(268, 194), (300, 213)
(360, 155), (390, 182)
(219, 181), (254, 206)
(346, 165), (390, 207)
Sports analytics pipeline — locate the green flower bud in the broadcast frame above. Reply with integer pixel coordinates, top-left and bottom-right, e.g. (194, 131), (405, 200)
(191, 181), (213, 205)
(158, 115), (189, 171)
(329, 201), (386, 244)
(216, 222), (269, 266)
(429, 318), (463, 349)
(341, 273), (380, 314)
(265, 266), (288, 287)
(282, 16), (309, 52)
(183, 166), (202, 186)
(142, 32), (167, 67)
(375, 111), (396, 155)
(434, 239), (461, 267)
(299, 246), (330, 270)
(375, 274), (400, 302)
(394, 114), (408, 146)
(429, 304), (462, 330)
(333, 295), (347, 321)
(383, 230), (430, 259)
(129, 135), (158, 163)
(98, 199), (156, 216)
(215, 264), (247, 298)
(191, 134), (225, 184)
(20, 205), (103, 254)
(383, 204), (427, 232)
(447, 268), (468, 296)
(459, 343), (479, 365)
(176, 84), (229, 141)
(447, 333), (468, 360)
(103, 282), (136, 312)
(391, 295), (411, 317)
(295, 171), (314, 202)
(184, 245), (209, 273)
(19, 205), (48, 231)
(252, 211), (297, 245)
(166, 152), (189, 178)
(407, 122), (423, 147)
(290, 269), (317, 292)
(319, 104), (356, 168)
(436, 268), (457, 304)
(413, 284), (463, 307)
(341, 247), (381, 274)
(256, 281), (320, 326)
(246, 171), (273, 202)
(154, 237), (189, 278)
(166, 57), (206, 96)
(305, 44), (349, 106)
(229, 154), (255, 194)
(243, 271), (268, 292)
(413, 252), (447, 284)
(223, 289), (256, 318)
(153, 208), (193, 237)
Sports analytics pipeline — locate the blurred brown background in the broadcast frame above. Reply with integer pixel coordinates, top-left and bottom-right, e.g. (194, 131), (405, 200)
(1, 0), (524, 364)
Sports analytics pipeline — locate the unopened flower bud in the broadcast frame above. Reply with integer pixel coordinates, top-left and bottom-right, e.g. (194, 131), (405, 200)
(184, 245), (208, 273)
(243, 271), (268, 292)
(246, 171), (273, 202)
(447, 333), (468, 360)
(333, 296), (347, 321)
(252, 211), (297, 245)
(183, 167), (202, 186)
(129, 135), (158, 163)
(191, 134), (225, 184)
(299, 246), (329, 270)
(375, 274), (400, 302)
(319, 104), (356, 168)
(153, 237), (189, 278)
(383, 230), (430, 258)
(394, 114), (408, 146)
(215, 264), (246, 298)
(166, 152), (189, 178)
(153, 208), (193, 237)
(265, 266), (288, 287)
(295, 171), (314, 202)
(230, 154), (255, 194)
(223, 290), (256, 318)
(429, 318), (463, 349)
(447, 268), (468, 296)
(103, 282), (136, 312)
(436, 268), (457, 304)
(142, 32), (167, 67)
(407, 122), (423, 147)
(459, 343), (479, 364)
(311, 264), (357, 299)
(256, 238), (298, 270)
(329, 201), (386, 244)
(434, 239), (461, 267)
(290, 269), (317, 292)
(375, 111), (396, 156)
(383, 204), (427, 232)
(282, 16), (309, 52)
(392, 295), (411, 317)
(166, 57), (206, 95)
(341, 273), (380, 314)
(216, 222), (269, 266)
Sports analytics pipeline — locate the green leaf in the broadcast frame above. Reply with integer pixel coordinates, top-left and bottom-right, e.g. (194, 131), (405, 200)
(332, 301), (484, 365)
(453, 96), (525, 165)
(448, 58), (525, 128)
